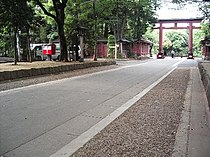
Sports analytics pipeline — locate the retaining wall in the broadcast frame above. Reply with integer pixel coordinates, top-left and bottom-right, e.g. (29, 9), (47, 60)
(198, 62), (210, 108)
(0, 60), (116, 82)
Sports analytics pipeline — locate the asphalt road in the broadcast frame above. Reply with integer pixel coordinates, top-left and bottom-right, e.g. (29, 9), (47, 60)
(1, 58), (186, 157)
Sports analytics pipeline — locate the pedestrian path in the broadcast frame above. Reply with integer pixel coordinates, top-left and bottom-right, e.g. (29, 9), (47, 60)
(187, 67), (210, 157)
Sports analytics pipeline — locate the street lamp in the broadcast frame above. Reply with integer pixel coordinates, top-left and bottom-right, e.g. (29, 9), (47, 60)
(74, 0), (98, 61)
(79, 29), (84, 62)
(78, 26), (87, 62)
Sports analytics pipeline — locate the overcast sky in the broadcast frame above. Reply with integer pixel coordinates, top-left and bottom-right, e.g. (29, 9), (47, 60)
(156, 1), (203, 19)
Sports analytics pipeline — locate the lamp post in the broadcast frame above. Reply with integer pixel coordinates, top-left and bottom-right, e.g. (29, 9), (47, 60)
(93, 0), (97, 61)
(74, 0), (97, 61)
(79, 30), (84, 62)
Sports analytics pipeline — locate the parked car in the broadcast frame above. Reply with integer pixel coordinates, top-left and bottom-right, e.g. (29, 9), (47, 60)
(157, 52), (165, 59)
(187, 52), (194, 59)
(31, 44), (47, 61)
(31, 43), (60, 61)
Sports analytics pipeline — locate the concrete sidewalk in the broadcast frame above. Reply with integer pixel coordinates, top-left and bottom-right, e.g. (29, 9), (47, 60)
(187, 66), (210, 157)
(0, 59), (116, 82)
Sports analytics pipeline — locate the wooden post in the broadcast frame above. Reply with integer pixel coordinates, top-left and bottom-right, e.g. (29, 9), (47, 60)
(159, 23), (163, 53)
(188, 22), (193, 54)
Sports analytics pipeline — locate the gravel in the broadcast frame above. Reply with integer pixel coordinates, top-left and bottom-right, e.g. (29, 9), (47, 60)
(0, 65), (119, 91)
(71, 68), (190, 157)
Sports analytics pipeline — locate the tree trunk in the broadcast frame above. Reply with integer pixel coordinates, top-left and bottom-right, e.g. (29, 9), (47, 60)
(14, 28), (18, 65)
(58, 22), (68, 61)
(36, 0), (69, 62)
(104, 23), (109, 38)
(27, 29), (32, 62)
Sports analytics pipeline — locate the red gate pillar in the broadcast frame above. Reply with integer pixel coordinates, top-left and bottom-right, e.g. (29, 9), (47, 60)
(189, 22), (193, 54)
(159, 22), (163, 53)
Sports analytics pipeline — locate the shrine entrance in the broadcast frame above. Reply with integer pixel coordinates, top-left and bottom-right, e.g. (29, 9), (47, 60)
(155, 18), (203, 56)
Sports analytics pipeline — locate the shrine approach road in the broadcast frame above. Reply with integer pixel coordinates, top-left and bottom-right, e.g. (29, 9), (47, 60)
(0, 58), (194, 157)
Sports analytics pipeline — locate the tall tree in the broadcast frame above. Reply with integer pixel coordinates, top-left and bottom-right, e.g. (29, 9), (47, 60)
(35, 0), (68, 61)
(128, 0), (157, 39)
(0, 0), (33, 64)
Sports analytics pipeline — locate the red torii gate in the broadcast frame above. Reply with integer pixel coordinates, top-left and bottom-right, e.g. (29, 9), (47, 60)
(155, 18), (203, 54)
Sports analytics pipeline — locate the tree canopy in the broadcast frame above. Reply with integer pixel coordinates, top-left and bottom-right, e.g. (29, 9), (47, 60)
(0, 0), (209, 62)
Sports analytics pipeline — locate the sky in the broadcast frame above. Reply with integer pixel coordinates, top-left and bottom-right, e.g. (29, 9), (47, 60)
(156, 1), (203, 19)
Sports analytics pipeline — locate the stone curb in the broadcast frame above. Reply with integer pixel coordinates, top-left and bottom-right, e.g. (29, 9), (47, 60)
(198, 62), (210, 108)
(0, 60), (116, 82)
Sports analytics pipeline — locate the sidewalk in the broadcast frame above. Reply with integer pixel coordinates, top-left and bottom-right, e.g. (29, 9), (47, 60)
(187, 66), (210, 157)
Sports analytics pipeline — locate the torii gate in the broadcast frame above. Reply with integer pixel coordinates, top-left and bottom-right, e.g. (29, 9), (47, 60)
(155, 18), (203, 54)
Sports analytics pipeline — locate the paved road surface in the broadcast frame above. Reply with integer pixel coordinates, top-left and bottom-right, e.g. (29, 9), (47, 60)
(1, 58), (188, 157)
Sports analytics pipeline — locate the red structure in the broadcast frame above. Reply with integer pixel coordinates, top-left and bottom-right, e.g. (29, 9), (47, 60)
(96, 39), (152, 58)
(96, 39), (108, 58)
(155, 18), (203, 55)
(43, 43), (56, 55)
(132, 39), (152, 56)
(201, 37), (210, 60)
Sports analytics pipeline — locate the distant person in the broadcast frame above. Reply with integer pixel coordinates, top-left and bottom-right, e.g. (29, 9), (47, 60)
(171, 50), (175, 58)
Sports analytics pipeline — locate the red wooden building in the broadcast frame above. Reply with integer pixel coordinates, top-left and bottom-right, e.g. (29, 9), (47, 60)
(132, 39), (152, 56)
(96, 38), (152, 58)
(97, 39), (108, 58)
(201, 37), (210, 60)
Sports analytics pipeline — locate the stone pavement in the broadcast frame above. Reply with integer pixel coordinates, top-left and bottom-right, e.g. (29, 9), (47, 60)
(187, 65), (210, 157)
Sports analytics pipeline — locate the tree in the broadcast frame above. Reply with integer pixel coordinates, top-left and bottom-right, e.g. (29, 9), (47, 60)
(143, 27), (159, 54)
(165, 31), (188, 56)
(128, 0), (157, 39)
(171, 0), (210, 20)
(35, 0), (68, 61)
(33, 0), (158, 60)
(0, 0), (33, 64)
(193, 29), (205, 57)
(107, 35), (115, 58)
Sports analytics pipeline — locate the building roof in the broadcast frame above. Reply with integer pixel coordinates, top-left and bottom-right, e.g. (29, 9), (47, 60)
(118, 39), (131, 43)
(201, 37), (210, 45)
(133, 38), (153, 44)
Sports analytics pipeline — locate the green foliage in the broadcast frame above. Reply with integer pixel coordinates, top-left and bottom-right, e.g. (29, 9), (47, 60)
(164, 31), (188, 56)
(65, 0), (96, 49)
(0, 0), (34, 62)
(0, 0), (159, 60)
(143, 27), (159, 54)
(201, 22), (210, 37)
(128, 0), (157, 39)
(193, 29), (205, 57)
(0, 0), (33, 29)
(107, 35), (115, 58)
(169, 0), (210, 20)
